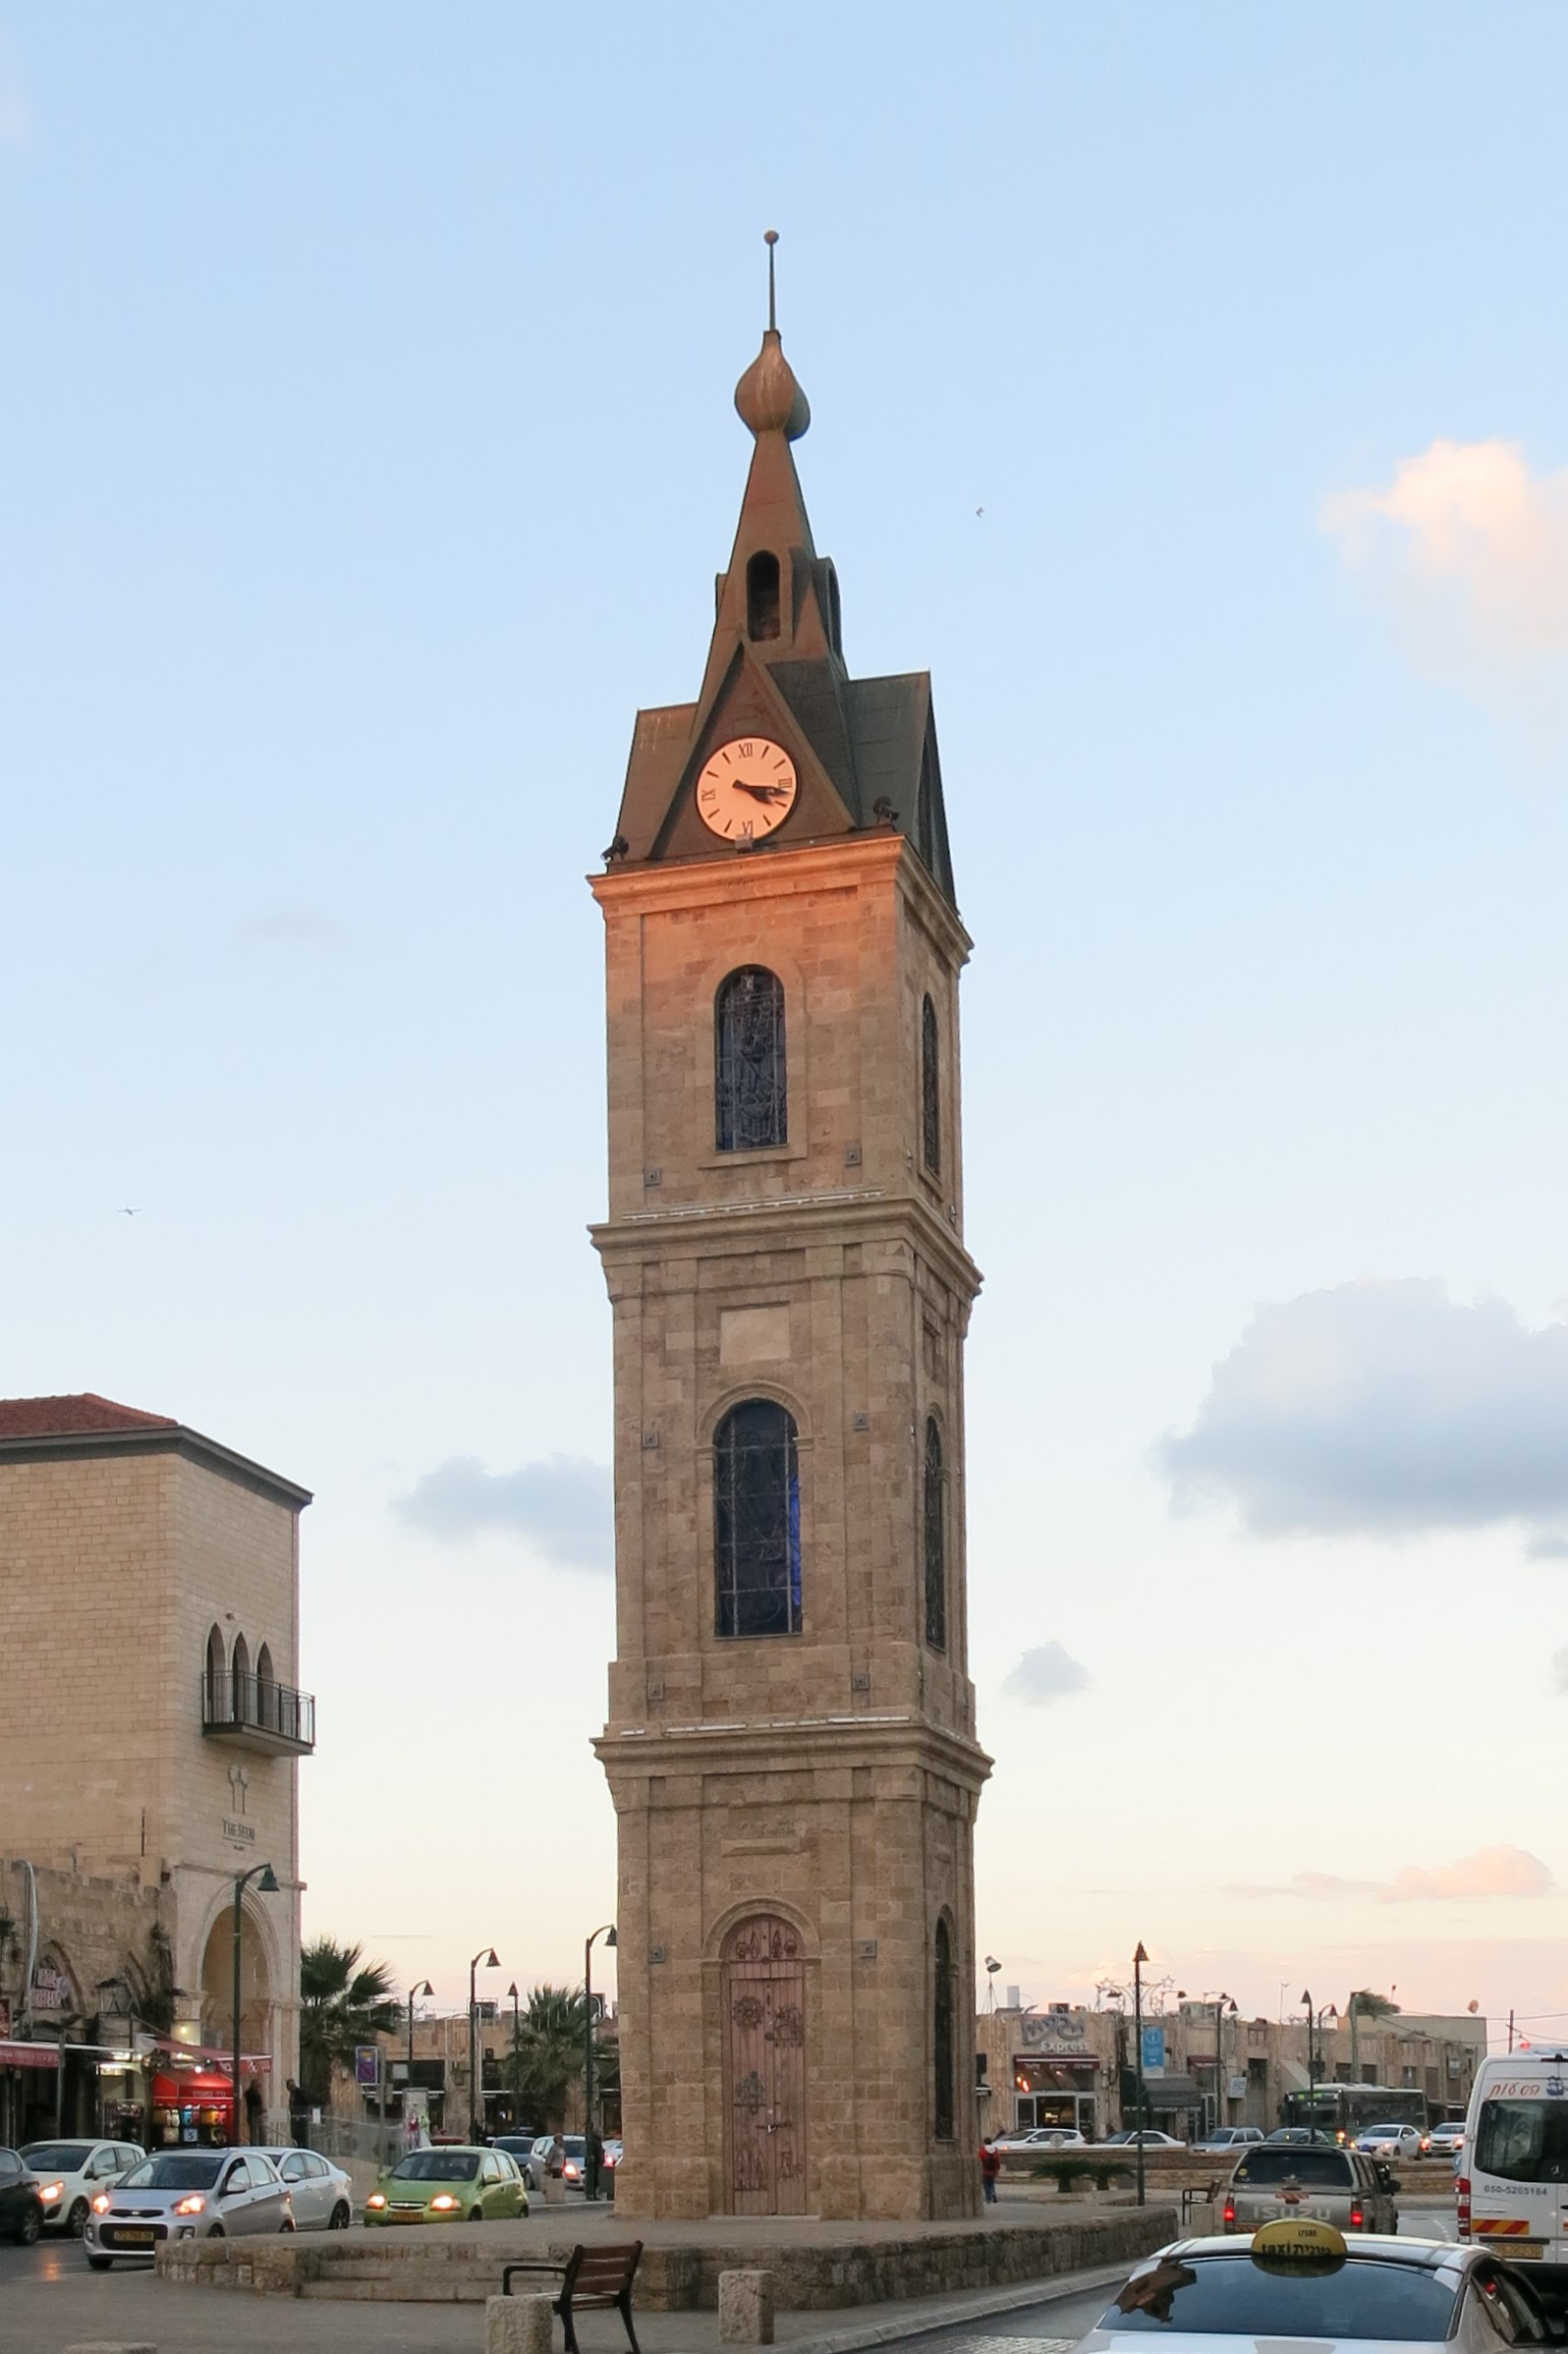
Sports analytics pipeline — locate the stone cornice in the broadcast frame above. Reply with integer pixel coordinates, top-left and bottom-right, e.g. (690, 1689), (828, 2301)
(590, 1186), (981, 1304)
(594, 1709), (992, 1795)
(0, 1425), (311, 1510)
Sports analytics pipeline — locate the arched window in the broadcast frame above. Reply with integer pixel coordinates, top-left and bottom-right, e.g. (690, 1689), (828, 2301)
(825, 562), (843, 657)
(231, 1632), (250, 1723)
(747, 550), (781, 642)
(205, 1624), (225, 1719)
(714, 1398), (802, 1639)
(715, 967), (787, 1151)
(924, 1417), (947, 1653)
(921, 994), (940, 1174)
(933, 1917), (956, 2141)
(255, 1643), (276, 1733)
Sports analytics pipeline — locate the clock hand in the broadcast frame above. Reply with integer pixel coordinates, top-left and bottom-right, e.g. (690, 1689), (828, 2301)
(733, 781), (787, 801)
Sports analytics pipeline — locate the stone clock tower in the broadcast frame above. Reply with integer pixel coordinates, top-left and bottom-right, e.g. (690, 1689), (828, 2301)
(590, 268), (988, 2222)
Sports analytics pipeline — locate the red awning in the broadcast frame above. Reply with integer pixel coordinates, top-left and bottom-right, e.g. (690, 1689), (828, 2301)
(152, 2071), (235, 2101)
(0, 2041), (60, 2070)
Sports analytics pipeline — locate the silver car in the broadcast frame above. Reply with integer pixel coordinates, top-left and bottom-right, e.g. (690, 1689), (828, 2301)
(84, 2147), (293, 2266)
(1224, 2143), (1396, 2235)
(252, 2146), (354, 2229)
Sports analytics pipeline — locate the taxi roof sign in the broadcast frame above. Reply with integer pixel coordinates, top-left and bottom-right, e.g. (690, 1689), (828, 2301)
(1252, 2216), (1348, 2270)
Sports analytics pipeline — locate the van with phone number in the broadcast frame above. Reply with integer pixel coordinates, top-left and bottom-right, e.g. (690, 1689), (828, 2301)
(1459, 2050), (1568, 2258)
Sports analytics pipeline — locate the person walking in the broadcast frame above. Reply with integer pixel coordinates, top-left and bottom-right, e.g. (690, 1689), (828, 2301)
(286, 2079), (309, 2149)
(585, 2122), (603, 2202)
(980, 2137), (1001, 2204)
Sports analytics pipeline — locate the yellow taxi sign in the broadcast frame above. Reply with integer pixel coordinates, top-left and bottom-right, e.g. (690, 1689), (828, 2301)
(1251, 2216), (1348, 2269)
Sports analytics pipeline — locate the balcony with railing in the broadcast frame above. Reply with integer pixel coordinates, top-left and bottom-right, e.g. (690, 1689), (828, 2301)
(201, 1667), (315, 1756)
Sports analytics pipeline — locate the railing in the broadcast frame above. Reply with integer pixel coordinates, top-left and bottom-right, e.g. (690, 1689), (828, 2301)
(201, 1667), (316, 1751)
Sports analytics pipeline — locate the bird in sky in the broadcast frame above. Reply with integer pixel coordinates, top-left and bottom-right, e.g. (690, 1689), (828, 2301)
(976, 505), (984, 517)
(120, 1206), (143, 1217)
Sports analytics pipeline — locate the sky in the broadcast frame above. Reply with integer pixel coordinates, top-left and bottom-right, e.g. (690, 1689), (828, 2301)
(6, 1), (1568, 2047)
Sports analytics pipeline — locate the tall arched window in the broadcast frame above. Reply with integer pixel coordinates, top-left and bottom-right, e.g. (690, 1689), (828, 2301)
(716, 967), (787, 1151)
(205, 1624), (225, 1718)
(255, 1643), (276, 1733)
(921, 994), (940, 1174)
(924, 1417), (947, 1653)
(231, 1632), (250, 1723)
(714, 1398), (802, 1638)
(747, 550), (781, 641)
(933, 1917), (956, 2141)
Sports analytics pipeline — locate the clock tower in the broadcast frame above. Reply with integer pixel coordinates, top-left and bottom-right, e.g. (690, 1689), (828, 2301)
(590, 258), (988, 2222)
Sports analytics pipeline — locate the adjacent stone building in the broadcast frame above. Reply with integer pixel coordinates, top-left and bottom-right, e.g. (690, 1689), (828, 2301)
(0, 1393), (312, 2146)
(591, 282), (988, 2220)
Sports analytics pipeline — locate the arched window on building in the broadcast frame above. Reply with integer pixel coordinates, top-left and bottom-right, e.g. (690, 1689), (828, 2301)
(747, 550), (781, 641)
(924, 1417), (947, 1653)
(933, 1916), (956, 2141)
(715, 967), (787, 1151)
(255, 1642), (276, 1733)
(921, 994), (940, 1174)
(205, 1624), (226, 1720)
(231, 1632), (250, 1723)
(714, 1398), (802, 1639)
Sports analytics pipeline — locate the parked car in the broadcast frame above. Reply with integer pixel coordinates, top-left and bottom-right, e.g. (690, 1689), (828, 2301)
(84, 2148), (294, 2266)
(0, 2148), (43, 2246)
(1265, 2127), (1339, 2145)
(492, 2134), (539, 2175)
(1105, 2129), (1185, 2147)
(1224, 2142), (1397, 2235)
(364, 2145), (528, 2225)
(526, 2133), (587, 2191)
(1196, 2128), (1264, 2153)
(20, 2139), (143, 2236)
(601, 2137), (623, 2175)
(1087, 2222), (1552, 2352)
(1426, 2121), (1466, 2161)
(251, 2147), (353, 2230)
(996, 2126), (1087, 2149)
(1357, 2124), (1424, 2161)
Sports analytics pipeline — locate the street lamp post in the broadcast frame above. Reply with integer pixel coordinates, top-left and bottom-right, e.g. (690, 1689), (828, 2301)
(584, 1923), (617, 2199)
(232, 1862), (279, 2146)
(407, 1979), (433, 2079)
(1212, 1993), (1236, 2134)
(469, 1948), (499, 2141)
(1133, 1941), (1148, 2209)
(1301, 1989), (1317, 2122)
(507, 1983), (520, 2124)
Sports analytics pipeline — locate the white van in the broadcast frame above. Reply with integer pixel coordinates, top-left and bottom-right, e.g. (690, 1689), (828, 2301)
(1460, 2050), (1568, 2256)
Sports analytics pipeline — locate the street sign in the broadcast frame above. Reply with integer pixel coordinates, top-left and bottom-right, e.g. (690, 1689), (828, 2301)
(355, 2046), (381, 2089)
(1141, 2026), (1166, 2073)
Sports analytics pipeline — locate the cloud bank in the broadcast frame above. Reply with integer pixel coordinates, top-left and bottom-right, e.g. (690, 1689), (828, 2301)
(1230, 1845), (1553, 1904)
(1003, 1642), (1089, 1706)
(1160, 1278), (1568, 1542)
(396, 1454), (611, 1571)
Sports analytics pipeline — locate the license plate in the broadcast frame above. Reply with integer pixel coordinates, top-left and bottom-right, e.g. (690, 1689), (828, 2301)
(111, 2227), (157, 2244)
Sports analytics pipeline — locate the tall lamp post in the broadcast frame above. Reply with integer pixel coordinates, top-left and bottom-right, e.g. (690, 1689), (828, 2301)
(1211, 1993), (1236, 2134)
(585, 1923), (617, 2198)
(507, 1983), (520, 2124)
(469, 1947), (499, 2140)
(232, 1862), (279, 2145)
(1132, 1941), (1148, 2209)
(407, 1979), (433, 2078)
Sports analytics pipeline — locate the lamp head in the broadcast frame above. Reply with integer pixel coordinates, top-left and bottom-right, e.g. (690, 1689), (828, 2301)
(605, 1926), (617, 1949)
(984, 1955), (1001, 1974)
(256, 1864), (281, 1894)
(482, 1949), (499, 1969)
(413, 1980), (433, 1999)
(508, 1982), (519, 1999)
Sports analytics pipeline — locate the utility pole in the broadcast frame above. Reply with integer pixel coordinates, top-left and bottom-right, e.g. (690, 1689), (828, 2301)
(1509, 2010), (1516, 2054)
(1133, 1942), (1148, 2209)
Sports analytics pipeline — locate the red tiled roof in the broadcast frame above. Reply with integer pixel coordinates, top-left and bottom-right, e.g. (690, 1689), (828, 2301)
(0, 1392), (179, 1439)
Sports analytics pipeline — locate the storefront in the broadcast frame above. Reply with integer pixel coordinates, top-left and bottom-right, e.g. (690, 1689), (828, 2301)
(150, 2065), (236, 2148)
(0, 2038), (59, 2147)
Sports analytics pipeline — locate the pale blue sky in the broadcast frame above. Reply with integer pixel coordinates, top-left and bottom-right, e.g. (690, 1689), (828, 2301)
(7, 3), (1568, 2036)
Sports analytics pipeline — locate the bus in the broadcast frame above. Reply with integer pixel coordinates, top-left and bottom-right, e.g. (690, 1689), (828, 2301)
(1281, 2083), (1428, 2143)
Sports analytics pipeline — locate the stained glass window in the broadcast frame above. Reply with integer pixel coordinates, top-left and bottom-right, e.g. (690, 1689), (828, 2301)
(714, 1398), (802, 1639)
(921, 993), (940, 1174)
(934, 1917), (955, 2140)
(924, 1416), (946, 1653)
(716, 968), (787, 1151)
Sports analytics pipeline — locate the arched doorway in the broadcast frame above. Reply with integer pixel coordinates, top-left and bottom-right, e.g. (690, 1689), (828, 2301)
(196, 1902), (272, 2144)
(721, 1913), (807, 2215)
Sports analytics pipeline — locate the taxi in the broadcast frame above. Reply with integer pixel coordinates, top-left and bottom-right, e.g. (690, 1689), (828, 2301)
(1075, 2220), (1557, 2354)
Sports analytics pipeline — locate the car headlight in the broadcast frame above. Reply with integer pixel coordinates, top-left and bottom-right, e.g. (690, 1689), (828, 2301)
(430, 2194), (460, 2212)
(564, 2163), (580, 2180)
(366, 2193), (387, 2210)
(91, 2194), (112, 2214)
(39, 2181), (64, 2203)
(174, 2194), (206, 2216)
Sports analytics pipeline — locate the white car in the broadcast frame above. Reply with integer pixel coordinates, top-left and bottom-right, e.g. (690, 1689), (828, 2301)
(996, 2126), (1087, 2149)
(84, 2147), (293, 2266)
(1426, 2121), (1465, 2160)
(1195, 2128), (1264, 2153)
(252, 2146), (354, 2229)
(1356, 2123), (1424, 2159)
(19, 2138), (143, 2237)
(1079, 2227), (1555, 2354)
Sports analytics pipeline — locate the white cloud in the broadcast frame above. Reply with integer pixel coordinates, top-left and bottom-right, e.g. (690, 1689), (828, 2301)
(1323, 438), (1568, 669)
(1160, 1278), (1568, 1542)
(1231, 1845), (1553, 1904)
(396, 1454), (611, 1571)
(1002, 1641), (1089, 1706)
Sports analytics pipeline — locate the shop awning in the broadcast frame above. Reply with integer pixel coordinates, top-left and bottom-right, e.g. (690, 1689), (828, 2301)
(0, 2040), (60, 2069)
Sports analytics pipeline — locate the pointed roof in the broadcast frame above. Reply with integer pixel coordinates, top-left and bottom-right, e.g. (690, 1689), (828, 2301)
(0, 1391), (311, 1507)
(606, 241), (956, 907)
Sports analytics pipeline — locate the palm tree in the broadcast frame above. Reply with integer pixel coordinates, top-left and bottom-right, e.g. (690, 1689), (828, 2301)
(299, 1936), (402, 2104)
(1347, 1989), (1400, 2080)
(503, 1984), (588, 2128)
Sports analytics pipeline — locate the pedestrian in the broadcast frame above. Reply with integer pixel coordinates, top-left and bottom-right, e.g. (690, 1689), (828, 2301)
(980, 2136), (1001, 2204)
(585, 2121), (603, 2202)
(243, 2077), (263, 2146)
(286, 2078), (309, 2149)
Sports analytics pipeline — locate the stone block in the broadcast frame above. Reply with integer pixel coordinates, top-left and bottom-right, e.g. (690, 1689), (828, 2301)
(719, 2269), (775, 2343)
(486, 2293), (554, 2354)
(64, 2343), (160, 2353)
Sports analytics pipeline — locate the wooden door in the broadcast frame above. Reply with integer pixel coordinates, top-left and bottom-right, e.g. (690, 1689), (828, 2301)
(722, 1914), (807, 2214)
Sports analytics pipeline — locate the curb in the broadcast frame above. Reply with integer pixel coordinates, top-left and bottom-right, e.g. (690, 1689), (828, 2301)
(778, 2258), (1141, 2354)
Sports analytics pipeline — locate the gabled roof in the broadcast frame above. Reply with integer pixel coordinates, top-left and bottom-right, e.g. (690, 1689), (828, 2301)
(0, 1392), (177, 1437)
(0, 1392), (311, 1509)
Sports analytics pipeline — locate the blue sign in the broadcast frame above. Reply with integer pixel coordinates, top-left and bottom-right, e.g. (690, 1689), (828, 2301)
(1141, 2025), (1166, 2072)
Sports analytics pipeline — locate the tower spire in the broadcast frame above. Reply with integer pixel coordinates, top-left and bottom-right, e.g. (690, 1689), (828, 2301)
(765, 226), (777, 332)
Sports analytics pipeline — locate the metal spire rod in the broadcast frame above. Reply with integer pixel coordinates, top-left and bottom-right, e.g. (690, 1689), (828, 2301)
(764, 228), (778, 330)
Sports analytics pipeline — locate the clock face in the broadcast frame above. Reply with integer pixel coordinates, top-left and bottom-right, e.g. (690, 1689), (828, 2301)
(697, 737), (799, 840)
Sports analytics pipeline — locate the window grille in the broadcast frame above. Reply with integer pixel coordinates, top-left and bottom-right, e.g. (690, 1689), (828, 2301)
(714, 1399), (802, 1638)
(933, 1918), (956, 2140)
(921, 994), (940, 1174)
(716, 968), (787, 1151)
(924, 1417), (947, 1652)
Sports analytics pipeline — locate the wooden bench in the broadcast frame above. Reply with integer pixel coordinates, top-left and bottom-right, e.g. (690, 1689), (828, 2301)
(502, 2241), (644, 2354)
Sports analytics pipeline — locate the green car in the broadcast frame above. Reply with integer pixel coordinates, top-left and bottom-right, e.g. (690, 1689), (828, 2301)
(364, 2145), (529, 2225)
